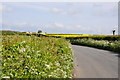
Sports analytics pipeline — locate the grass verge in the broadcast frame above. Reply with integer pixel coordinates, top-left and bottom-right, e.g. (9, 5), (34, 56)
(70, 38), (120, 53)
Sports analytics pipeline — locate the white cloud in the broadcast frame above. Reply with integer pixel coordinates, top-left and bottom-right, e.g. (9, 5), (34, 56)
(68, 8), (79, 15)
(76, 25), (82, 28)
(51, 8), (66, 15)
(92, 3), (117, 16)
(44, 23), (91, 34)
(1, 22), (41, 32)
(51, 8), (62, 13)
(53, 22), (64, 28)
(4, 3), (80, 16)
(50, 7), (79, 15)
(2, 21), (117, 35)
(5, 3), (49, 11)
(0, 5), (12, 13)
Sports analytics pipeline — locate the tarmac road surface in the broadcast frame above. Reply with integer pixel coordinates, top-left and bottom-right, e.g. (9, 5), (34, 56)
(72, 45), (118, 78)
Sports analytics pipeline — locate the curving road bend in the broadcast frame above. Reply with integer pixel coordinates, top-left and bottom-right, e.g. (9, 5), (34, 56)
(72, 45), (118, 78)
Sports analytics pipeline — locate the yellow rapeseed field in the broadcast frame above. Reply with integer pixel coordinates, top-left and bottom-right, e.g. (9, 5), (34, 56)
(22, 33), (120, 38)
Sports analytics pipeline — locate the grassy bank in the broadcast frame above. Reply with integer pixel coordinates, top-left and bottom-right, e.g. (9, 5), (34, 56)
(1, 35), (73, 78)
(69, 38), (120, 53)
(0, 30), (21, 35)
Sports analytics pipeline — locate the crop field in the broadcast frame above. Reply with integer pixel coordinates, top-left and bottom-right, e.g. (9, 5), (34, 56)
(21, 33), (120, 38)
(1, 35), (73, 78)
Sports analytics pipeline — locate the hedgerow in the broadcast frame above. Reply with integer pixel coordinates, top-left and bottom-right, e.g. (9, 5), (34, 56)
(70, 38), (120, 53)
(1, 35), (73, 78)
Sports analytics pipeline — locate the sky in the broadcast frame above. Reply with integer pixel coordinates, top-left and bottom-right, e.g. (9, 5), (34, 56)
(0, 2), (118, 35)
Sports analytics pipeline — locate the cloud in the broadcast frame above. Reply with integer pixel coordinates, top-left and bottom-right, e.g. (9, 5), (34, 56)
(92, 3), (117, 17)
(67, 9), (78, 15)
(4, 3), (80, 16)
(1, 21), (116, 35)
(50, 8), (67, 15)
(93, 3), (103, 7)
(1, 22), (40, 32)
(0, 5), (12, 13)
(50, 7), (79, 15)
(1, 3), (117, 35)
(51, 8), (63, 13)
(5, 3), (49, 12)
(44, 23), (91, 34)
(53, 22), (64, 28)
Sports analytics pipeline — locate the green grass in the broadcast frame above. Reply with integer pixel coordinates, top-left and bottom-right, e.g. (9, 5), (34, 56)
(1, 35), (73, 78)
(0, 30), (22, 35)
(70, 38), (120, 53)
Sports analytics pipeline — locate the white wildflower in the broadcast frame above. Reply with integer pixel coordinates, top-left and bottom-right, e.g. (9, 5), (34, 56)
(56, 63), (60, 66)
(27, 56), (30, 58)
(19, 48), (26, 52)
(36, 51), (41, 56)
(36, 51), (40, 53)
(45, 64), (50, 69)
(48, 75), (52, 77)
(2, 76), (10, 78)
(21, 41), (26, 44)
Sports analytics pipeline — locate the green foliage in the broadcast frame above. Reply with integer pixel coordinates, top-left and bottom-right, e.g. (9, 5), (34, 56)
(70, 38), (120, 53)
(38, 30), (42, 33)
(2, 35), (73, 78)
(1, 30), (21, 35)
(90, 36), (120, 41)
(67, 36), (120, 41)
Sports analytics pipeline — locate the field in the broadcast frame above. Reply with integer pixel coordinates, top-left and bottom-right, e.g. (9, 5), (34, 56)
(1, 35), (73, 78)
(21, 32), (120, 38)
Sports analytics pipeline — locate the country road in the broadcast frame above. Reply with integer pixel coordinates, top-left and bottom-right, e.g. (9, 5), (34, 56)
(72, 45), (118, 78)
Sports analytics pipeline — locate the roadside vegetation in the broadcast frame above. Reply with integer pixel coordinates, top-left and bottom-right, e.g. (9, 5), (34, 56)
(1, 35), (73, 78)
(69, 36), (120, 53)
(1, 30), (120, 78)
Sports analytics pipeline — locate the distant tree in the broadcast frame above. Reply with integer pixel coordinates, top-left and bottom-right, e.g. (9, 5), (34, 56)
(38, 30), (42, 33)
(112, 29), (115, 35)
(37, 30), (42, 37)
